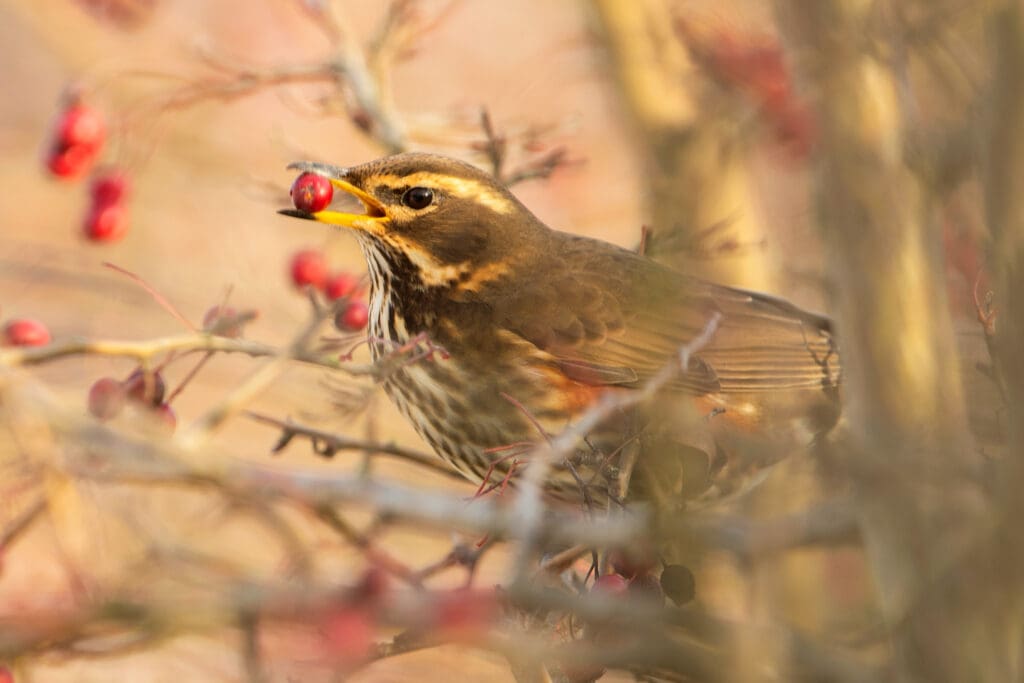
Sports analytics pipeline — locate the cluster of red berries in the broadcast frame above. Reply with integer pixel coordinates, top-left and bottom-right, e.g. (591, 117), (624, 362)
(84, 304), (254, 433)
(2, 317), (51, 347)
(287, 173), (369, 331)
(44, 97), (133, 242)
(88, 368), (176, 433)
(289, 250), (369, 333)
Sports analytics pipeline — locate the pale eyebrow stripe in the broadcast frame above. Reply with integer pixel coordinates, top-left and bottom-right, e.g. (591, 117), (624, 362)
(370, 172), (515, 215)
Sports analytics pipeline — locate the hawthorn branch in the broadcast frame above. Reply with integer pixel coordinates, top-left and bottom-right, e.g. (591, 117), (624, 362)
(247, 411), (462, 481)
(0, 334), (375, 377)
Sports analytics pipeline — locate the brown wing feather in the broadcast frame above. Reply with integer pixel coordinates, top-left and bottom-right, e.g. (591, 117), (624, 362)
(460, 231), (838, 397)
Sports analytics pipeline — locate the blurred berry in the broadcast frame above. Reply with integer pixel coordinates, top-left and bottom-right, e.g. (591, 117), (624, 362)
(335, 301), (369, 332)
(46, 143), (97, 180)
(592, 573), (629, 596)
(83, 202), (129, 242)
(88, 377), (127, 420)
(0, 665), (13, 683)
(321, 606), (374, 665)
(56, 104), (106, 149)
(45, 103), (105, 179)
(290, 172), (334, 213)
(290, 249), (328, 289)
(123, 368), (166, 407)
(3, 318), (51, 347)
(431, 588), (500, 640)
(608, 545), (656, 580)
(90, 168), (132, 205)
(324, 271), (360, 301)
(628, 572), (664, 603)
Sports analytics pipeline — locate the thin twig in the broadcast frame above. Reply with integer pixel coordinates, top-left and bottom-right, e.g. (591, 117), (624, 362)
(247, 411), (461, 480)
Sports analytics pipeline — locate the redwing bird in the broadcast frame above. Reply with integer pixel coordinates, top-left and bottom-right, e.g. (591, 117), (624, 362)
(280, 153), (840, 508)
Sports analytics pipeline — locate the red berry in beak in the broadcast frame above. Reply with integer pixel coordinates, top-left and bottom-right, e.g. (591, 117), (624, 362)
(290, 172), (334, 213)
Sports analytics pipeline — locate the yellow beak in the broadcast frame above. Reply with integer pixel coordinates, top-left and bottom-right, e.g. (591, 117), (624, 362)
(279, 162), (389, 234)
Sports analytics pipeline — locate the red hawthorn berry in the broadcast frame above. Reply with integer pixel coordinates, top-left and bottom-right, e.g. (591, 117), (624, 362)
(290, 249), (328, 289)
(628, 573), (665, 603)
(3, 318), (51, 347)
(607, 546), (657, 580)
(592, 573), (629, 596)
(323, 271), (360, 301)
(45, 103), (106, 179)
(88, 377), (127, 420)
(431, 588), (499, 640)
(741, 45), (789, 105)
(335, 301), (369, 332)
(321, 606), (374, 665)
(47, 143), (98, 179)
(290, 172), (334, 213)
(57, 104), (106, 150)
(83, 202), (129, 242)
(123, 369), (166, 407)
(90, 169), (132, 205)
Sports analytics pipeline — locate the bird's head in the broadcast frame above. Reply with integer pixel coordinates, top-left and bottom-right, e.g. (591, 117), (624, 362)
(280, 153), (544, 289)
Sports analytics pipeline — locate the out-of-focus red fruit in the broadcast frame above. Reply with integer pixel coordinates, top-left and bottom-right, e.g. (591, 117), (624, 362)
(628, 573), (664, 603)
(83, 202), (129, 242)
(57, 104), (106, 150)
(335, 301), (369, 332)
(153, 403), (177, 433)
(290, 249), (328, 289)
(431, 588), (500, 640)
(88, 377), (127, 420)
(3, 318), (51, 347)
(45, 103), (106, 180)
(291, 172), (334, 213)
(321, 606), (374, 665)
(0, 665), (14, 683)
(46, 143), (97, 179)
(90, 169), (131, 205)
(323, 272), (360, 301)
(592, 573), (629, 597)
(123, 369), (166, 407)
(202, 305), (242, 338)
(608, 546), (657, 580)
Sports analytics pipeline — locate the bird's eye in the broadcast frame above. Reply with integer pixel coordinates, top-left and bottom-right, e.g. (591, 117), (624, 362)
(402, 187), (434, 210)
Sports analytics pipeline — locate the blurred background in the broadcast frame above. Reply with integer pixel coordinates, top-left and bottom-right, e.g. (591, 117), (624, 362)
(1, 1), (1016, 682)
